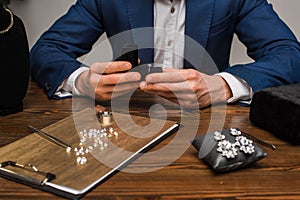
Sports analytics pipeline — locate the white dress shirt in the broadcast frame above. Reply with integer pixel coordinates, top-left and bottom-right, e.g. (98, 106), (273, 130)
(56, 0), (252, 103)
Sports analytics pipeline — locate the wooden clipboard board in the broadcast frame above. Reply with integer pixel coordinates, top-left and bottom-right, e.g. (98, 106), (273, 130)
(0, 108), (180, 199)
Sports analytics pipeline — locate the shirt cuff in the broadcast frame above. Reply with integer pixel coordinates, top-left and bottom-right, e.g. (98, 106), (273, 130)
(54, 67), (89, 98)
(217, 72), (253, 104)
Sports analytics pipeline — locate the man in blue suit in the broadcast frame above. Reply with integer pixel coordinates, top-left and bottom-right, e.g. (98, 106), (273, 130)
(30, 0), (300, 108)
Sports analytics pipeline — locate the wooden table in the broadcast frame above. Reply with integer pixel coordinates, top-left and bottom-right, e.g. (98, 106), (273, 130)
(0, 81), (300, 199)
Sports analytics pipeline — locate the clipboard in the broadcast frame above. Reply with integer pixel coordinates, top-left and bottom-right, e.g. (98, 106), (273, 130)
(0, 108), (180, 199)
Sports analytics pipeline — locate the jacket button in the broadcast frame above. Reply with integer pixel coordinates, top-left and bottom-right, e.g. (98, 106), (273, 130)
(44, 83), (51, 91)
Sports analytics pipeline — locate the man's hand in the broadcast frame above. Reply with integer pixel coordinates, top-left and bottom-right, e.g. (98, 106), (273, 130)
(139, 68), (232, 109)
(76, 61), (141, 101)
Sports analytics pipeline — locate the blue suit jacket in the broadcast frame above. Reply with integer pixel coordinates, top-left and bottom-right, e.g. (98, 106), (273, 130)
(30, 0), (300, 98)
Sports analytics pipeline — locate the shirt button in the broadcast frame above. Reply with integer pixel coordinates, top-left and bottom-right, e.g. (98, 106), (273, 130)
(171, 7), (175, 14)
(168, 40), (173, 46)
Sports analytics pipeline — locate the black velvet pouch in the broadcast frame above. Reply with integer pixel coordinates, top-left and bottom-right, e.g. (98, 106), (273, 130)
(191, 128), (267, 172)
(250, 84), (300, 145)
(0, 5), (30, 116)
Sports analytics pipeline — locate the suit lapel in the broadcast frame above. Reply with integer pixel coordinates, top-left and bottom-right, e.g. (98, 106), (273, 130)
(126, 0), (154, 64)
(126, 0), (154, 29)
(184, 0), (215, 69)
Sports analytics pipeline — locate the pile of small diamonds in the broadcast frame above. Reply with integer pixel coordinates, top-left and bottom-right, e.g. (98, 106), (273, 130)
(67, 127), (119, 165)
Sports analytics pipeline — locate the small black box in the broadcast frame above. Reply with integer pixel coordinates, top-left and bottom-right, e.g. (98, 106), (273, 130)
(250, 84), (300, 145)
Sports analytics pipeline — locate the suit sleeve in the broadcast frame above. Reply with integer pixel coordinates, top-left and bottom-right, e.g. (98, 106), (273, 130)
(30, 0), (104, 98)
(223, 0), (300, 92)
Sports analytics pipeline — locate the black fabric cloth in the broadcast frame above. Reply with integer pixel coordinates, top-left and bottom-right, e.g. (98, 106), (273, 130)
(0, 2), (11, 30)
(0, 5), (30, 116)
(250, 84), (300, 145)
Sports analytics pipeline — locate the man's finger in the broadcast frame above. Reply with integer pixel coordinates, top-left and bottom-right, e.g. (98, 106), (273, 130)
(145, 70), (188, 83)
(99, 72), (141, 85)
(140, 81), (192, 92)
(90, 61), (132, 74)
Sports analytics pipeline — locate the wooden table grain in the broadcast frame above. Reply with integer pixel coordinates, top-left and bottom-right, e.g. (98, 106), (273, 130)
(0, 81), (299, 200)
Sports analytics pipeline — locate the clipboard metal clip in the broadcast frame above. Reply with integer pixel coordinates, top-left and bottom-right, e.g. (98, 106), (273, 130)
(0, 160), (56, 186)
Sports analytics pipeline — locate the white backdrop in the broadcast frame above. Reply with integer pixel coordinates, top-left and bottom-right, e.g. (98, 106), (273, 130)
(9, 0), (300, 65)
